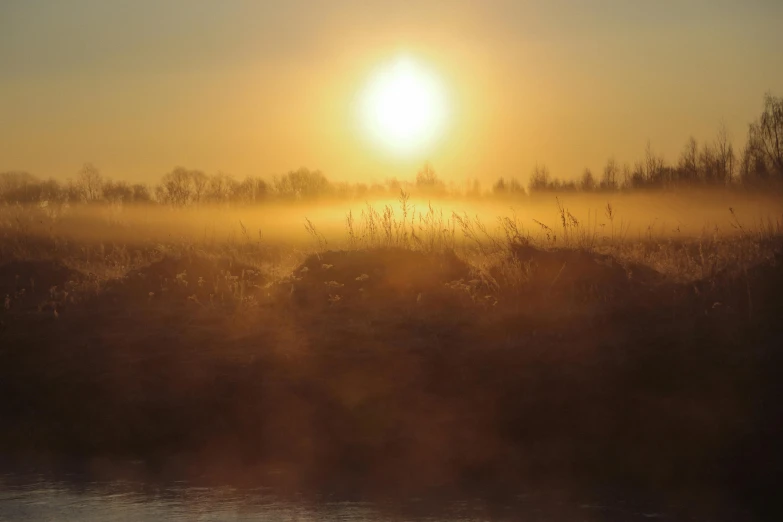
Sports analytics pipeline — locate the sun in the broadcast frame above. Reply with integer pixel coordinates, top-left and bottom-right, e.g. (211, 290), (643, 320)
(358, 56), (450, 158)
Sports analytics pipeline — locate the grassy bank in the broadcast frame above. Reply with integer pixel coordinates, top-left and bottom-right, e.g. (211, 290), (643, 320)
(1, 199), (782, 519)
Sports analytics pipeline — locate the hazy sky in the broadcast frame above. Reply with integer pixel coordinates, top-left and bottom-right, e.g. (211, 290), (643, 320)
(1, 0), (781, 184)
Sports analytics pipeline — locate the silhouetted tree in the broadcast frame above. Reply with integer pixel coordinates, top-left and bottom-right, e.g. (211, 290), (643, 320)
(0, 171), (36, 192)
(678, 137), (699, 185)
(644, 141), (666, 187)
(626, 161), (646, 189)
(0, 171), (40, 202)
(713, 123), (736, 185)
(600, 158), (619, 191)
(493, 177), (525, 195)
(205, 172), (238, 202)
(233, 177), (268, 204)
(580, 168), (596, 191)
(415, 162), (445, 193)
(274, 168), (331, 199)
(77, 163), (103, 202)
(156, 167), (194, 205)
(746, 93), (783, 180)
(189, 170), (209, 203)
(38, 179), (63, 203)
(102, 180), (134, 203)
(62, 180), (82, 203)
(131, 184), (152, 203)
(528, 164), (551, 192)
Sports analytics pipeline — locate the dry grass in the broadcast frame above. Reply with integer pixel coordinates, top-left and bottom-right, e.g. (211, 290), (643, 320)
(1, 194), (780, 337)
(0, 196), (782, 518)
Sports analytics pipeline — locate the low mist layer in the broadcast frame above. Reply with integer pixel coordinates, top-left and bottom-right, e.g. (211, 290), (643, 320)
(4, 191), (782, 250)
(1, 192), (782, 520)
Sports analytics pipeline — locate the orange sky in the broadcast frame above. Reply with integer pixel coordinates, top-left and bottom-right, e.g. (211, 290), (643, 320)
(1, 0), (782, 185)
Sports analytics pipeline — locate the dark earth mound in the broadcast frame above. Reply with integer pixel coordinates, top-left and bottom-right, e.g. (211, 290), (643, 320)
(0, 259), (84, 313)
(692, 250), (783, 318)
(506, 244), (665, 302)
(286, 248), (473, 308)
(2, 247), (783, 520)
(99, 253), (268, 306)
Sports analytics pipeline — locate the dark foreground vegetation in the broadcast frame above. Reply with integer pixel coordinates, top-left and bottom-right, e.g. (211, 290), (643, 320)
(1, 199), (782, 521)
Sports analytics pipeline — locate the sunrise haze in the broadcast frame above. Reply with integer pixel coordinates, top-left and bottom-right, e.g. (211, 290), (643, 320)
(1, 0), (781, 184)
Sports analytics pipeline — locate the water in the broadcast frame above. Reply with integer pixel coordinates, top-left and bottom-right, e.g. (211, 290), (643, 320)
(0, 482), (386, 521)
(0, 469), (681, 522)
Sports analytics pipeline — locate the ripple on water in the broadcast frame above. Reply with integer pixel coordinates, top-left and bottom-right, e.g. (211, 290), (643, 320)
(0, 472), (682, 522)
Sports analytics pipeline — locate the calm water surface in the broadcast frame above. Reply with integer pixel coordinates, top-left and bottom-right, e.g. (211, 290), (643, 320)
(0, 467), (682, 521)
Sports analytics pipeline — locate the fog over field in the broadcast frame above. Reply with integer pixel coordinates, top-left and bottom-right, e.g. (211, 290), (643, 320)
(3, 0), (783, 520)
(8, 191), (782, 247)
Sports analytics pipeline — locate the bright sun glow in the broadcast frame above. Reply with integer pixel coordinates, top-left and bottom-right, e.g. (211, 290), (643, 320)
(358, 56), (450, 157)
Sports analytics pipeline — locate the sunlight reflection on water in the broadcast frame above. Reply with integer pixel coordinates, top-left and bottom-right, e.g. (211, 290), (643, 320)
(0, 479), (386, 521)
(0, 473), (677, 522)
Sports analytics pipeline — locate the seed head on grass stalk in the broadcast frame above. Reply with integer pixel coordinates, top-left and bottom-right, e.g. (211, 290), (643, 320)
(304, 218), (327, 253)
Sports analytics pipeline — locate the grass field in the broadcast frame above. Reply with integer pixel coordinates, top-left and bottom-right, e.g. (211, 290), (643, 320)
(1, 193), (782, 518)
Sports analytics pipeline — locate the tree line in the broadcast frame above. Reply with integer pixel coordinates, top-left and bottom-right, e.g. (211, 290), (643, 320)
(2, 93), (781, 205)
(501, 93), (783, 194)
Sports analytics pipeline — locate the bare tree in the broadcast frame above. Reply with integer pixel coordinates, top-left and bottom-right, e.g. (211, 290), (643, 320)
(626, 162), (645, 189)
(77, 163), (103, 202)
(528, 164), (551, 192)
(273, 168), (330, 199)
(678, 137), (699, 185)
(188, 170), (209, 203)
(233, 177), (268, 204)
(699, 142), (718, 184)
(0, 171), (36, 193)
(580, 168), (596, 191)
(0, 171), (45, 203)
(156, 167), (193, 205)
(131, 184), (151, 203)
(102, 180), (134, 203)
(415, 162), (445, 193)
(644, 141), (665, 187)
(206, 172), (239, 202)
(747, 92), (783, 179)
(714, 123), (736, 185)
(600, 158), (618, 191)
(492, 177), (508, 194)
